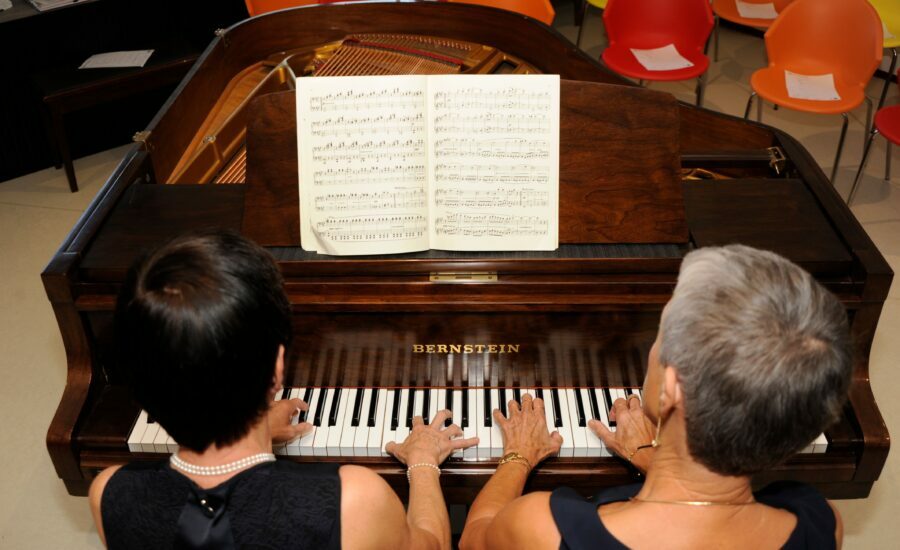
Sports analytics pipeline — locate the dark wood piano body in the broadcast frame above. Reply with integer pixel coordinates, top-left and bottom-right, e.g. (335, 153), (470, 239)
(44, 3), (891, 500)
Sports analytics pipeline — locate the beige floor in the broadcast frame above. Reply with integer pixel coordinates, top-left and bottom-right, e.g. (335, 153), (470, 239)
(0, 12), (898, 549)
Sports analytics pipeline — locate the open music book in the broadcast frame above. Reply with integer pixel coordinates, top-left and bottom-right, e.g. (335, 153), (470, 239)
(296, 74), (559, 255)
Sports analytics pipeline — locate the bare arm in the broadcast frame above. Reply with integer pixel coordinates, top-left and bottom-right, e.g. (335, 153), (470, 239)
(460, 394), (561, 550)
(88, 465), (123, 547)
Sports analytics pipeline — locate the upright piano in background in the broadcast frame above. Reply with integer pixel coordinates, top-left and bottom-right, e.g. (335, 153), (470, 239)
(43, 3), (891, 500)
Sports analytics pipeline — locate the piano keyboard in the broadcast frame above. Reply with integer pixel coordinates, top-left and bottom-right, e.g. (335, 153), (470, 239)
(127, 387), (830, 457)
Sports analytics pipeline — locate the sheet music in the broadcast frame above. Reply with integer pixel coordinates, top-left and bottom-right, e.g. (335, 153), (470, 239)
(735, 1), (778, 20)
(630, 44), (693, 71)
(784, 71), (841, 101)
(297, 76), (430, 255)
(427, 75), (559, 251)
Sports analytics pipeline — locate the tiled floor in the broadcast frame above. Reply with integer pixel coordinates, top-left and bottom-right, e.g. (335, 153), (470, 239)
(1, 10), (898, 549)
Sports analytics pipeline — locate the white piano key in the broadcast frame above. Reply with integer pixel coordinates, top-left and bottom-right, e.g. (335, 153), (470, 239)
(153, 424), (170, 454)
(582, 388), (603, 457)
(566, 390), (588, 456)
(328, 388), (351, 456)
(412, 389), (423, 425)
(313, 389), (336, 457)
(428, 387), (439, 425)
(537, 389), (556, 439)
(340, 388), (362, 456)
(285, 388), (304, 456)
(141, 415), (160, 453)
(368, 388), (387, 456)
(463, 388), (478, 460)
(166, 434), (178, 454)
(813, 432), (828, 453)
(595, 389), (614, 456)
(394, 389), (411, 448)
(451, 388), (464, 457)
(380, 389), (398, 456)
(128, 410), (149, 453)
(490, 388), (504, 457)
(476, 388), (491, 459)
(353, 389), (374, 455)
(299, 388), (320, 456)
(555, 389), (575, 457)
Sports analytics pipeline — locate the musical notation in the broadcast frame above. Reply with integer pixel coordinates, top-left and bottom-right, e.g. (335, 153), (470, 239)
(309, 88), (423, 112)
(433, 88), (552, 111)
(314, 189), (427, 212)
(312, 138), (425, 164)
(434, 164), (550, 185)
(313, 165), (426, 187)
(311, 113), (425, 137)
(434, 188), (549, 208)
(315, 215), (428, 242)
(433, 113), (550, 135)
(433, 138), (549, 160)
(434, 213), (550, 237)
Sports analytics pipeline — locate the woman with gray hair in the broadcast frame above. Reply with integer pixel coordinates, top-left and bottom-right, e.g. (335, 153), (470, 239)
(460, 245), (850, 549)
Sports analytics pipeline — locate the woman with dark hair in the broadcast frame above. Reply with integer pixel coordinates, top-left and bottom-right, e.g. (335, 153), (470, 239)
(460, 245), (850, 549)
(88, 230), (476, 549)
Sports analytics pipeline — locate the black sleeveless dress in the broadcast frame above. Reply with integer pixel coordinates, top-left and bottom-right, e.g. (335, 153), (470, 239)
(101, 460), (341, 550)
(550, 481), (836, 550)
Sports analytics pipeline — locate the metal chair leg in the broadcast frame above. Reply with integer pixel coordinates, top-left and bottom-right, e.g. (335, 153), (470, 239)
(848, 128), (879, 205)
(887, 142), (893, 181)
(714, 15), (720, 63)
(864, 96), (873, 151)
(744, 92), (756, 119)
(757, 95), (763, 122)
(830, 113), (850, 184)
(576, 1), (589, 49)
(695, 72), (707, 107)
(878, 49), (898, 112)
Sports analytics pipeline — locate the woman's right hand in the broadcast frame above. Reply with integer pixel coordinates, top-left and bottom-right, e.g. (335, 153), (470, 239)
(589, 394), (656, 473)
(495, 394), (562, 469)
(385, 410), (479, 466)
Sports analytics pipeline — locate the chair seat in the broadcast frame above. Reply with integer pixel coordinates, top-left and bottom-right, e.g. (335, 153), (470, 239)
(875, 105), (900, 144)
(750, 67), (867, 114)
(713, 0), (778, 29)
(602, 44), (709, 81)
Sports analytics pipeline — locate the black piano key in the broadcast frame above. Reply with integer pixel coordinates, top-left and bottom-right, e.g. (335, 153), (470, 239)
(461, 388), (469, 428)
(444, 388), (453, 427)
(328, 388), (342, 427)
(147, 415), (156, 424)
(550, 389), (563, 427)
(299, 387), (313, 422)
(574, 389), (587, 427)
(588, 388), (601, 420)
(535, 388), (544, 400)
(351, 388), (364, 427)
(513, 387), (521, 405)
(484, 389), (492, 427)
(390, 389), (401, 431)
(367, 389), (379, 428)
(602, 387), (617, 428)
(624, 387), (634, 396)
(405, 388), (415, 428)
(281, 387), (290, 400)
(499, 388), (507, 417)
(422, 388), (431, 424)
(314, 389), (328, 427)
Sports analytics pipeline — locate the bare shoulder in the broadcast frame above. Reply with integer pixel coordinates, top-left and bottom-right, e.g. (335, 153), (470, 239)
(485, 492), (560, 550)
(88, 465), (123, 545)
(339, 465), (410, 550)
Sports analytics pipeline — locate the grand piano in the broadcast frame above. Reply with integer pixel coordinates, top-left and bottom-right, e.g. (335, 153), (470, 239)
(44, 3), (891, 500)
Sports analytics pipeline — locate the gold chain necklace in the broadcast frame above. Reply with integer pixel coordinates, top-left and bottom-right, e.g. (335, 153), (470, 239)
(630, 496), (756, 507)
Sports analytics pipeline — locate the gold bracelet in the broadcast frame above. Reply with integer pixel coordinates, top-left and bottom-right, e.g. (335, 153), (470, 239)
(406, 463), (440, 482)
(498, 451), (532, 471)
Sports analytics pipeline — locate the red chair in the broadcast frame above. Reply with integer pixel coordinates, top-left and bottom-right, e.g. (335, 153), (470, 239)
(848, 70), (900, 204)
(601, 0), (714, 106)
(245, 0), (317, 17)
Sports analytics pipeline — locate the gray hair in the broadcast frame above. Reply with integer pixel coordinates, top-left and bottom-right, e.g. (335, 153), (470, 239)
(659, 245), (851, 476)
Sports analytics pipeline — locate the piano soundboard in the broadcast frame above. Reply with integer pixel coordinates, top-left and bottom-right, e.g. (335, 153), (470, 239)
(128, 387), (829, 459)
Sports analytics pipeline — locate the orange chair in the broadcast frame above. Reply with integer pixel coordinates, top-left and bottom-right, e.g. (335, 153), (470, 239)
(848, 70), (900, 204)
(446, 0), (555, 26)
(711, 0), (794, 62)
(743, 0), (883, 183)
(245, 0), (317, 17)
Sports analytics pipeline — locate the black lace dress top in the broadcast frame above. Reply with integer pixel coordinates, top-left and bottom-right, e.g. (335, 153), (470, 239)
(101, 460), (341, 550)
(550, 481), (836, 550)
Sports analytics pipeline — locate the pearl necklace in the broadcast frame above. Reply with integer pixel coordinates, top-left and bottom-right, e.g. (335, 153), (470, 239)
(170, 452), (276, 476)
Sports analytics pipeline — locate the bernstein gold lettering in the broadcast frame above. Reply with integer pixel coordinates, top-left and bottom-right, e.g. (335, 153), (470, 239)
(412, 344), (520, 353)
(437, 344), (448, 353)
(450, 345), (462, 353)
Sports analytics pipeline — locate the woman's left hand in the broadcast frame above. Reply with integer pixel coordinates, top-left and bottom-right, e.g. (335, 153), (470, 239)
(386, 410), (479, 466)
(268, 398), (313, 444)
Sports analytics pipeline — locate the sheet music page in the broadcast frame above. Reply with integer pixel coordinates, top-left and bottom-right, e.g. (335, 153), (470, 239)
(296, 76), (430, 255)
(784, 71), (841, 101)
(427, 75), (559, 251)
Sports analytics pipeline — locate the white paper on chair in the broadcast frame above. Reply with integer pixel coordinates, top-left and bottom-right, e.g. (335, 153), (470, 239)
(884, 22), (896, 41)
(735, 1), (778, 20)
(630, 44), (693, 71)
(784, 71), (841, 101)
(79, 50), (154, 69)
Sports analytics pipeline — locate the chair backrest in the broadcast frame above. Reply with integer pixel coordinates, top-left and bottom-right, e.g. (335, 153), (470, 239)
(603, 0), (714, 54)
(869, 0), (900, 48)
(764, 0), (882, 86)
(245, 0), (318, 17)
(446, 0), (555, 25)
